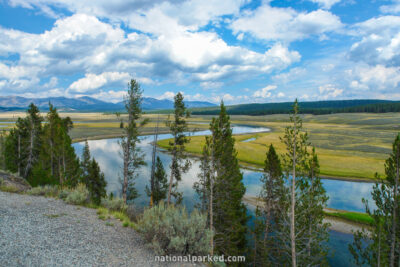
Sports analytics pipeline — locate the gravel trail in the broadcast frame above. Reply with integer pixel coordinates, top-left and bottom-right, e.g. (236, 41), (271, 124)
(0, 191), (194, 267)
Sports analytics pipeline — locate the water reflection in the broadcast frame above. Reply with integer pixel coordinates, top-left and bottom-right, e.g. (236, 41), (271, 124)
(73, 125), (374, 212)
(72, 125), (372, 267)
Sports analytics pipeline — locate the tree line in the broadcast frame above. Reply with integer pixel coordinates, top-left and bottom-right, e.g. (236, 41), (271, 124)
(190, 99), (400, 116)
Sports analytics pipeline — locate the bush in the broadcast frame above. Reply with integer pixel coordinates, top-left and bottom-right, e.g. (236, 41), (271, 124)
(101, 197), (127, 212)
(27, 185), (59, 197)
(58, 188), (71, 200)
(65, 184), (89, 205)
(137, 202), (212, 255)
(126, 204), (143, 222)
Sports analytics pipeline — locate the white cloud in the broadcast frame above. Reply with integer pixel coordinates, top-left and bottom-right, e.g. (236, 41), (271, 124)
(253, 85), (277, 98)
(158, 91), (176, 100)
(89, 90), (127, 103)
(350, 16), (400, 67)
(277, 92), (285, 98)
(380, 0), (400, 14)
(200, 81), (223, 89)
(309, 0), (341, 9)
(231, 4), (342, 42)
(318, 84), (343, 99)
(68, 72), (130, 93)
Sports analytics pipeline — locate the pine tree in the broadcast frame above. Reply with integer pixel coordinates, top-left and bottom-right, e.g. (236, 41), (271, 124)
(193, 136), (212, 212)
(120, 79), (148, 204)
(146, 156), (168, 205)
(210, 101), (247, 260)
(81, 140), (91, 178)
(31, 103), (81, 186)
(298, 147), (329, 265)
(251, 144), (286, 266)
(20, 103), (43, 180)
(166, 92), (191, 204)
(278, 100), (330, 266)
(149, 115), (160, 206)
(4, 128), (19, 174)
(87, 158), (107, 205)
(350, 134), (400, 267)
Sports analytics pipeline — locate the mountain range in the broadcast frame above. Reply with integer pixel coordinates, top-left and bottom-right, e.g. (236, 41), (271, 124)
(0, 96), (216, 112)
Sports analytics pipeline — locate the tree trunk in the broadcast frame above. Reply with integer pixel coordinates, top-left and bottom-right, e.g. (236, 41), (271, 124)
(291, 123), (297, 267)
(167, 140), (176, 205)
(122, 142), (129, 204)
(50, 140), (54, 176)
(24, 125), (34, 178)
(17, 134), (21, 176)
(390, 144), (399, 267)
(150, 116), (159, 206)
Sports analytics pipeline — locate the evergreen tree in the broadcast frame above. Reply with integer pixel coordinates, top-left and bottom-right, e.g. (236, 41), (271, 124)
(4, 128), (20, 174)
(87, 158), (107, 205)
(20, 103), (43, 180)
(251, 144), (286, 266)
(298, 147), (329, 265)
(120, 79), (148, 204)
(146, 156), (168, 205)
(31, 103), (81, 186)
(166, 92), (191, 204)
(149, 115), (160, 206)
(193, 136), (212, 213)
(279, 100), (330, 266)
(210, 101), (248, 260)
(81, 140), (91, 178)
(350, 134), (400, 267)
(0, 130), (5, 170)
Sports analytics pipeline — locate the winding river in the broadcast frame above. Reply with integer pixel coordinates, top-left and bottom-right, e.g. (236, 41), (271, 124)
(72, 125), (375, 266)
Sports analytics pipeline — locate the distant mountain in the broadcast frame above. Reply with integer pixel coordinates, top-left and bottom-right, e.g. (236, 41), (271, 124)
(190, 99), (400, 115)
(0, 96), (216, 112)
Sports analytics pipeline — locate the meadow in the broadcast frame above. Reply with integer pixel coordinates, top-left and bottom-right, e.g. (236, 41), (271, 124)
(159, 113), (400, 180)
(1, 111), (399, 180)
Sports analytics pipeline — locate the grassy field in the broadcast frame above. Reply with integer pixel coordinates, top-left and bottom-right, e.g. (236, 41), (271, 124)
(1, 111), (399, 180)
(158, 113), (400, 180)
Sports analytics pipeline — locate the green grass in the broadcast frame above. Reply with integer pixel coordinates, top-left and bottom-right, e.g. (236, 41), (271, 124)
(325, 211), (374, 225)
(158, 113), (400, 180)
(0, 184), (19, 193)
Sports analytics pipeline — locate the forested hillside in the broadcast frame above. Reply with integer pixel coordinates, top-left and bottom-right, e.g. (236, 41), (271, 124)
(190, 100), (400, 115)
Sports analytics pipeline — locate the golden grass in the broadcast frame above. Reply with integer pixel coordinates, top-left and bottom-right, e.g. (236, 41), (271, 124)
(158, 113), (399, 180)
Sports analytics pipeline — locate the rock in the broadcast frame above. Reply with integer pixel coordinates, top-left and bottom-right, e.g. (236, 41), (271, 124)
(0, 170), (31, 192)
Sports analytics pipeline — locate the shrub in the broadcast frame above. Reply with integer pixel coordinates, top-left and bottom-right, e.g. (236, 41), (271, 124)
(137, 202), (212, 256)
(27, 185), (59, 197)
(58, 188), (71, 200)
(126, 204), (143, 222)
(101, 197), (127, 212)
(65, 184), (89, 205)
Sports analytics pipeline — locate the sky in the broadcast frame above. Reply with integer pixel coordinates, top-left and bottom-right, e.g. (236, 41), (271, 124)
(0, 0), (399, 104)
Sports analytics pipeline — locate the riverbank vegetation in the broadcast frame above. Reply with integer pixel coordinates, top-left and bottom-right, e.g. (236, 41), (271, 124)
(158, 112), (400, 180)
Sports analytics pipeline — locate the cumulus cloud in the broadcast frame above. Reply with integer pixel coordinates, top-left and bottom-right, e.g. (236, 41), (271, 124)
(309, 0), (341, 9)
(158, 91), (176, 100)
(253, 85), (277, 98)
(380, 0), (400, 14)
(0, 11), (300, 98)
(68, 72), (130, 93)
(349, 16), (400, 67)
(318, 84), (343, 99)
(231, 4), (343, 42)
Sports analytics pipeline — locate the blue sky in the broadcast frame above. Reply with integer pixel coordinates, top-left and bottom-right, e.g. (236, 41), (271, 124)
(0, 0), (399, 104)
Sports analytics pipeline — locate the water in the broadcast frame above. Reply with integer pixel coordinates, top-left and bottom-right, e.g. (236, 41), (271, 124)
(72, 125), (373, 266)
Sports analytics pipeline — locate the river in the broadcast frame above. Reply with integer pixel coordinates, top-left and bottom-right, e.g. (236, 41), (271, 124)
(72, 125), (374, 266)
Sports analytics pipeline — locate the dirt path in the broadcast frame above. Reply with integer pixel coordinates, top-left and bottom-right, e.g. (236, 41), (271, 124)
(0, 191), (195, 267)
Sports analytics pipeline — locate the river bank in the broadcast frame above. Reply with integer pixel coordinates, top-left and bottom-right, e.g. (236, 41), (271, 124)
(242, 195), (371, 235)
